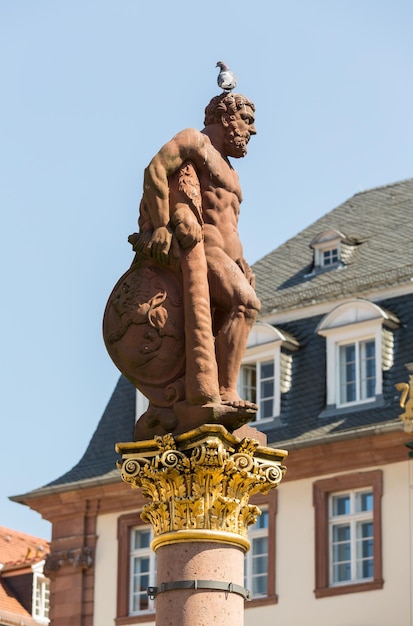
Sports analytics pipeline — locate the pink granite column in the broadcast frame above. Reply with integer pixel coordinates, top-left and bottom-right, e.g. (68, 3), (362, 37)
(154, 541), (245, 626)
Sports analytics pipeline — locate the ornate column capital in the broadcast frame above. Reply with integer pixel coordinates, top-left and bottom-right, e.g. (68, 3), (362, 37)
(116, 424), (287, 551)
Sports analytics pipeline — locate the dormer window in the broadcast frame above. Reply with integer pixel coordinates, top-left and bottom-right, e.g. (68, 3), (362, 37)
(338, 339), (375, 404)
(238, 322), (299, 423)
(309, 229), (364, 274)
(321, 247), (339, 267)
(32, 561), (50, 623)
(240, 360), (275, 420)
(317, 299), (400, 413)
(310, 230), (344, 269)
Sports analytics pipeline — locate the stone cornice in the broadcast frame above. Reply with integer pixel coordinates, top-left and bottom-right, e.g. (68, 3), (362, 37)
(282, 428), (411, 482)
(13, 425), (410, 525)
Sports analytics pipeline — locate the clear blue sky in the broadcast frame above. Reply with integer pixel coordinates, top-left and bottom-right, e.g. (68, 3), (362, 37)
(1, 0), (412, 539)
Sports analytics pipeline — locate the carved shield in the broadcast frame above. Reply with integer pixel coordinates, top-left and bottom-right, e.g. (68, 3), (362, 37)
(103, 260), (185, 406)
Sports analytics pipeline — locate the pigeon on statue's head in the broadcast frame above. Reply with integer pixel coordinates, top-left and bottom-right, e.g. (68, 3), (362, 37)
(216, 61), (237, 92)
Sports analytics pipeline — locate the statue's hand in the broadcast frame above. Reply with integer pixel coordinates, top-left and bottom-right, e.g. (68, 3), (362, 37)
(175, 220), (203, 249)
(148, 226), (173, 264)
(236, 258), (256, 289)
(172, 206), (203, 249)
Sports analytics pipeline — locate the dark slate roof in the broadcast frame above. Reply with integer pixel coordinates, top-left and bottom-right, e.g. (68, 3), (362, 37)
(253, 178), (413, 314)
(45, 376), (136, 487)
(262, 292), (412, 446)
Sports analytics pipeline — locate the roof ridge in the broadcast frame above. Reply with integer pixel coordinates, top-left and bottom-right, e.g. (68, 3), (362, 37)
(350, 176), (413, 199)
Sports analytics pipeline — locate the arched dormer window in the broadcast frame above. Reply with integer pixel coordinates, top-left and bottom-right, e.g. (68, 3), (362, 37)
(309, 229), (364, 274)
(310, 229), (344, 269)
(238, 322), (299, 423)
(32, 560), (50, 623)
(317, 299), (399, 411)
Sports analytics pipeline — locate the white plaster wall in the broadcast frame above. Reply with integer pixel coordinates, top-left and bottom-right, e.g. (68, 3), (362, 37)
(245, 460), (412, 626)
(94, 511), (120, 626)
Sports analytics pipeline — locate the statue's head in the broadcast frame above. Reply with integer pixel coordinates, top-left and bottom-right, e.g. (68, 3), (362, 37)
(204, 93), (255, 125)
(204, 93), (256, 158)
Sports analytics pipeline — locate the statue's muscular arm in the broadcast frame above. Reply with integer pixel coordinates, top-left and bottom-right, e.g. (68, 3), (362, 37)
(142, 128), (208, 264)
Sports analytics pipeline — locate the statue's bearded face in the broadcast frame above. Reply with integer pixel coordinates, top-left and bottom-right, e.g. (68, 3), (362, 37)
(223, 105), (256, 158)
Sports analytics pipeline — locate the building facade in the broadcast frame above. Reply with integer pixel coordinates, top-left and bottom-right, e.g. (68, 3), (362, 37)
(12, 178), (413, 625)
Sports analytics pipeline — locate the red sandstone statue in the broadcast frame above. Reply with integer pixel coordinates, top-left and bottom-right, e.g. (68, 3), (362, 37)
(103, 91), (260, 438)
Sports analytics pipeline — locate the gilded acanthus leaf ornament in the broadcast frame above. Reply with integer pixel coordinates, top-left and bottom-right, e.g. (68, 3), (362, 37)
(117, 425), (287, 549)
(396, 373), (413, 433)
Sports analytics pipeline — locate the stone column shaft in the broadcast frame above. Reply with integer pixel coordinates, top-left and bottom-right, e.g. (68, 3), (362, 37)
(155, 542), (244, 626)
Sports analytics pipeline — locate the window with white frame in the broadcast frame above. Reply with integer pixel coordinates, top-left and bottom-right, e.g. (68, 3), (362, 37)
(329, 489), (374, 585)
(310, 230), (343, 269)
(317, 299), (399, 411)
(239, 323), (299, 422)
(129, 526), (156, 614)
(240, 360), (275, 420)
(338, 339), (376, 406)
(32, 565), (50, 623)
(245, 507), (269, 598)
(313, 470), (383, 598)
(321, 247), (339, 266)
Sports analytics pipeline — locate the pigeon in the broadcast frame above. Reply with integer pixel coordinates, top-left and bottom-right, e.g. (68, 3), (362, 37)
(216, 61), (237, 92)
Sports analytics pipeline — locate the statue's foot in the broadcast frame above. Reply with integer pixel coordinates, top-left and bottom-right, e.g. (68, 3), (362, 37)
(220, 390), (258, 412)
(134, 397), (259, 441)
(221, 398), (259, 411)
(172, 399), (257, 435)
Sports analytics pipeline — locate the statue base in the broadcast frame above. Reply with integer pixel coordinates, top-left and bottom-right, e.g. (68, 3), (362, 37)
(134, 400), (258, 440)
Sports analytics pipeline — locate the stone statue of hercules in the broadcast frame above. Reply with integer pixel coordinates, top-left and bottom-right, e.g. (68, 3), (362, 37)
(104, 92), (261, 438)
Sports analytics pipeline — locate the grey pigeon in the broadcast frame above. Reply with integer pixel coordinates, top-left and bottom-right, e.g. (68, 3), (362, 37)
(216, 61), (237, 92)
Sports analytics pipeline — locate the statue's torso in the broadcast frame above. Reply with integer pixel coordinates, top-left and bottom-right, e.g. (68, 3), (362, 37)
(194, 142), (244, 261)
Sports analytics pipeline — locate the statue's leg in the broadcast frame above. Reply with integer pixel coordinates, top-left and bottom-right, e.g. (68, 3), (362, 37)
(207, 250), (260, 404)
(214, 304), (259, 403)
(180, 241), (221, 405)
